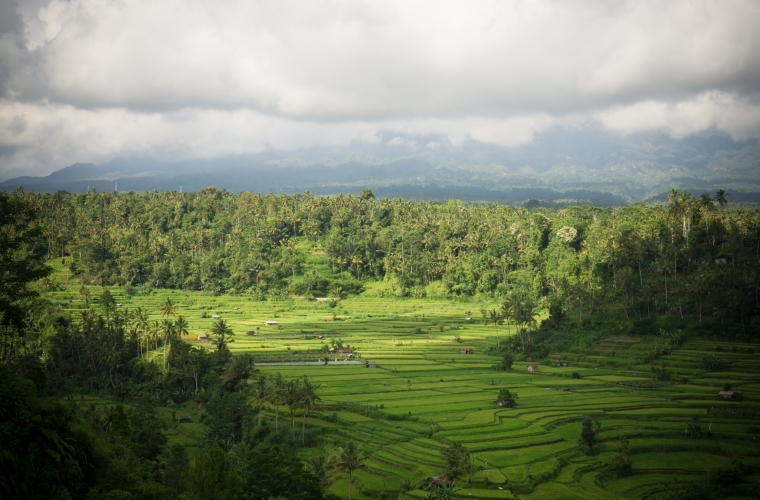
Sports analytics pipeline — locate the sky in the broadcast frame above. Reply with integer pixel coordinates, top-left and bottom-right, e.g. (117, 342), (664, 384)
(1, 0), (759, 180)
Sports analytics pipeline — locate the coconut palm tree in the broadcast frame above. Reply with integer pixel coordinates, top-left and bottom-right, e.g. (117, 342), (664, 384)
(299, 376), (322, 446)
(161, 297), (175, 317)
(331, 440), (367, 500)
(174, 315), (189, 337)
(210, 319), (234, 358)
(285, 379), (301, 439)
(272, 373), (285, 434)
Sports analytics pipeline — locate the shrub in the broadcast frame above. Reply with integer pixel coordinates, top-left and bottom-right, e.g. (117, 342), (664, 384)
(572, 372), (581, 379)
(701, 354), (727, 371)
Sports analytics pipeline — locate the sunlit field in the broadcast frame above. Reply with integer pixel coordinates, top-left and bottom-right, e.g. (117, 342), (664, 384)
(45, 262), (760, 499)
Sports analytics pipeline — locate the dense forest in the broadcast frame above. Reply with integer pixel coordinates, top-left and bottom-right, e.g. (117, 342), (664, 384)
(22, 186), (760, 338)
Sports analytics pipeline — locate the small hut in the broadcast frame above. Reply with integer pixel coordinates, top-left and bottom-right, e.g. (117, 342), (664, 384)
(245, 331), (256, 336)
(527, 363), (539, 373)
(197, 334), (208, 340)
(265, 320), (278, 326)
(429, 476), (451, 488)
(719, 391), (742, 400)
(338, 347), (354, 358)
(176, 415), (192, 423)
(459, 348), (473, 354)
(366, 362), (378, 368)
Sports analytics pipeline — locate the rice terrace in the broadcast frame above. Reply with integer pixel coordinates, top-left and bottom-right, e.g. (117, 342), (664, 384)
(39, 256), (760, 500)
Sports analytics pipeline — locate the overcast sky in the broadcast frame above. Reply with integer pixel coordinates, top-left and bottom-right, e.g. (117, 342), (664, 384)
(1, 0), (759, 179)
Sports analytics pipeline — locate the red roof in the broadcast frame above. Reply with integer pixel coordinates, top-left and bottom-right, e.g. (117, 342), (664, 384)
(528, 364), (539, 368)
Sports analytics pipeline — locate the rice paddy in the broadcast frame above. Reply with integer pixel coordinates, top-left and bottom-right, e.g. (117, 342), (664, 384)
(46, 278), (760, 499)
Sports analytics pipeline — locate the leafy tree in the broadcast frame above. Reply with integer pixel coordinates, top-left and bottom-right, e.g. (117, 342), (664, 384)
(496, 388), (518, 408)
(0, 192), (51, 360)
(580, 416), (601, 453)
(246, 450), (332, 500)
(184, 443), (241, 500)
(221, 353), (256, 386)
(440, 442), (471, 480)
(331, 440), (367, 500)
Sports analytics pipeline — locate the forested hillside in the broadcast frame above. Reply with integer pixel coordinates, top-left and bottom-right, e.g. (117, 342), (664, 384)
(19, 186), (760, 338)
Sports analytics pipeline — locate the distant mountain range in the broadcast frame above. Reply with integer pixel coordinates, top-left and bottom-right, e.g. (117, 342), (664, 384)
(3, 129), (760, 205)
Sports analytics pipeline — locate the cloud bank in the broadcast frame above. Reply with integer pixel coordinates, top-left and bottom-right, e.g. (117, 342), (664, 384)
(1, 0), (759, 178)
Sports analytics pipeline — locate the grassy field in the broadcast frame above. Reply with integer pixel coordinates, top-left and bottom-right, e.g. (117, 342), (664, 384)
(43, 260), (760, 499)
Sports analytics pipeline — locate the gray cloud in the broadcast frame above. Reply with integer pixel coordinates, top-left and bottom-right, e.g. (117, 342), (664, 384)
(1, 0), (760, 177)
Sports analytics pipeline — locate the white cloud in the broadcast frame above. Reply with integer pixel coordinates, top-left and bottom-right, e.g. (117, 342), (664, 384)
(1, 0), (759, 177)
(595, 91), (760, 139)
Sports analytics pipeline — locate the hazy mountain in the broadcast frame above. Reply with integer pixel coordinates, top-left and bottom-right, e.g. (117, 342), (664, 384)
(3, 129), (759, 205)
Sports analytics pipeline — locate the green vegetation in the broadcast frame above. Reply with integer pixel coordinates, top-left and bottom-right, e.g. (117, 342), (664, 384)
(2, 188), (760, 499)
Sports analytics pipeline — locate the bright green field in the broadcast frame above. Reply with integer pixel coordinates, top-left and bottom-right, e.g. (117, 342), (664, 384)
(44, 262), (760, 500)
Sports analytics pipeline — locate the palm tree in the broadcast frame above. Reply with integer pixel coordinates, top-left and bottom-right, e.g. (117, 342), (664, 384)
(210, 319), (234, 358)
(299, 376), (322, 447)
(161, 297), (175, 317)
(715, 189), (727, 210)
(699, 193), (714, 238)
(285, 379), (301, 439)
(174, 315), (189, 337)
(252, 374), (270, 410)
(272, 373), (285, 434)
(331, 440), (367, 500)
(306, 455), (331, 489)
(485, 308), (503, 347)
(161, 319), (176, 369)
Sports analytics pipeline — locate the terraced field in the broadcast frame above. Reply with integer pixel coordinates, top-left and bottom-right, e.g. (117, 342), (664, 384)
(46, 281), (760, 499)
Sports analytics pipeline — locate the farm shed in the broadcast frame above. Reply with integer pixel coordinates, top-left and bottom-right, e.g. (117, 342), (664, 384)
(315, 297), (329, 301)
(459, 348), (473, 354)
(176, 415), (192, 423)
(719, 391), (742, 400)
(314, 334), (324, 339)
(366, 362), (378, 368)
(527, 364), (539, 373)
(197, 334), (208, 340)
(493, 399), (508, 406)
(338, 348), (354, 358)
(245, 331), (255, 336)
(265, 320), (278, 326)
(429, 476), (451, 488)
(211, 314), (220, 319)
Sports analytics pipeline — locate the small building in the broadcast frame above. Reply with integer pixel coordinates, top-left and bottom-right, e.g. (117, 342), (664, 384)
(338, 348), (354, 358)
(116, 303), (122, 307)
(465, 317), (472, 322)
(493, 399), (508, 406)
(176, 415), (192, 423)
(527, 364), (539, 373)
(719, 391), (742, 400)
(245, 331), (256, 336)
(265, 320), (278, 326)
(366, 362), (378, 368)
(197, 334), (208, 340)
(464, 310), (471, 315)
(314, 334), (324, 339)
(429, 476), (451, 488)
(460, 348), (473, 354)
(211, 314), (220, 319)
(556, 361), (568, 367)
(315, 297), (329, 302)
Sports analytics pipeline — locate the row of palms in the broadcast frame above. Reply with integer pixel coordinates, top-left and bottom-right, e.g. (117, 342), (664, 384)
(251, 373), (322, 448)
(481, 292), (539, 352)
